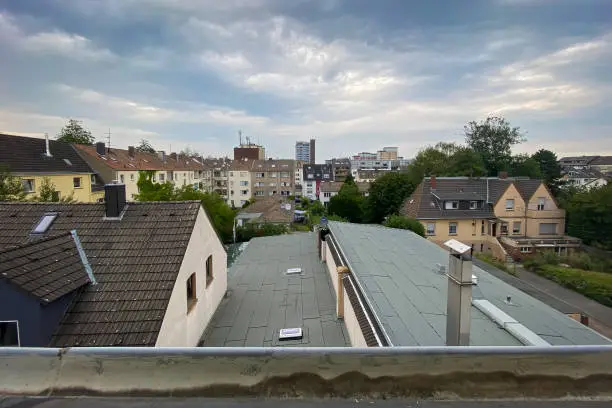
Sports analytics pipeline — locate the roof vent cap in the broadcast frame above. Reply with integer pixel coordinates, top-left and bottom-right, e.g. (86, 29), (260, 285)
(279, 327), (303, 340)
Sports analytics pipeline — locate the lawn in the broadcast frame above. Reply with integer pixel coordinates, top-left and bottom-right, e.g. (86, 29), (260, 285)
(534, 265), (612, 308)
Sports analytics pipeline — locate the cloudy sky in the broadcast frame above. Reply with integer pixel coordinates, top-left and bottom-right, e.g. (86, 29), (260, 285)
(1, 0), (611, 159)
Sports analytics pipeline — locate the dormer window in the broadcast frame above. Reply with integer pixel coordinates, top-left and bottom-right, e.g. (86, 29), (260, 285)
(445, 201), (459, 210)
(470, 201), (478, 209)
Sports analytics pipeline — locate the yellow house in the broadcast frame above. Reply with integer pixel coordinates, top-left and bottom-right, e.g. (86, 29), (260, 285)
(0, 134), (103, 202)
(401, 176), (580, 260)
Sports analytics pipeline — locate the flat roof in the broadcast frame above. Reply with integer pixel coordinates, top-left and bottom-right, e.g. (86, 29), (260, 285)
(200, 233), (350, 347)
(328, 222), (611, 347)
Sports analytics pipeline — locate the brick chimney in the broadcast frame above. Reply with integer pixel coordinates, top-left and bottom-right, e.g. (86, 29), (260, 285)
(498, 171), (508, 179)
(128, 146), (135, 158)
(430, 175), (437, 189)
(96, 142), (106, 156)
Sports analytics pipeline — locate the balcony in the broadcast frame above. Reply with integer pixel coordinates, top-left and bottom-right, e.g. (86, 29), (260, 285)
(501, 235), (581, 247)
(526, 209), (565, 219)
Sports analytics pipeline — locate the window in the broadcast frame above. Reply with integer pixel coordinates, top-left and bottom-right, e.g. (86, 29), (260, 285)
(505, 199), (514, 210)
(520, 247), (531, 253)
(73, 177), (82, 188)
(21, 179), (35, 193)
(152, 174), (156, 182)
(481, 220), (485, 235)
(323, 174), (330, 179)
(539, 223), (557, 235)
(0, 321), (20, 346)
(255, 191), (264, 196)
(448, 222), (457, 235)
(445, 201), (459, 209)
(426, 223), (435, 235)
(537, 197), (546, 211)
(513, 221), (521, 234)
(240, 181), (248, 186)
(130, 174), (135, 181)
(500, 223), (508, 234)
(229, 172), (234, 177)
(159, 174), (165, 182)
(206, 255), (213, 287)
(307, 174), (314, 179)
(241, 190), (248, 195)
(469, 201), (478, 209)
(256, 172), (265, 178)
(240, 172), (247, 177)
(183, 173), (186, 178)
(269, 172), (278, 178)
(323, 192), (331, 197)
(269, 182), (277, 187)
(32, 213), (58, 234)
(280, 172), (290, 178)
(174, 173), (178, 181)
(119, 175), (125, 183)
(91, 174), (96, 185)
(186, 273), (197, 312)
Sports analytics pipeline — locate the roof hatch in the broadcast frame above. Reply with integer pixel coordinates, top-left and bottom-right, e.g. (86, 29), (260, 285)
(279, 327), (303, 340)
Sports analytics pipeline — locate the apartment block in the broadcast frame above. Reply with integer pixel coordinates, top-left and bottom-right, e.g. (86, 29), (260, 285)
(251, 159), (295, 198)
(228, 160), (252, 208)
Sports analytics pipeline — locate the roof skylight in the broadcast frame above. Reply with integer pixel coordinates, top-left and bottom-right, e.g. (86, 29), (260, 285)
(32, 213), (58, 234)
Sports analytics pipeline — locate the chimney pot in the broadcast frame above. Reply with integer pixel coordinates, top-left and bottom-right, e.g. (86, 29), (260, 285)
(128, 146), (135, 157)
(96, 142), (106, 156)
(430, 175), (437, 189)
(104, 184), (127, 218)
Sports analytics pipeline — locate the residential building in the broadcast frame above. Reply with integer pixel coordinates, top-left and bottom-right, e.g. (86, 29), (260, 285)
(294, 161), (304, 187)
(295, 139), (315, 164)
(401, 176), (580, 260)
(302, 163), (332, 200)
(202, 221), (610, 347)
(354, 168), (390, 182)
(75, 143), (210, 200)
(559, 168), (609, 190)
(235, 197), (293, 227)
(0, 134), (104, 202)
(558, 156), (599, 169)
(377, 147), (398, 160)
(319, 181), (370, 207)
(590, 156), (612, 173)
(251, 159), (295, 198)
(0, 184), (227, 347)
(203, 157), (232, 200)
(228, 160), (252, 208)
(325, 158), (351, 182)
(234, 143), (265, 161)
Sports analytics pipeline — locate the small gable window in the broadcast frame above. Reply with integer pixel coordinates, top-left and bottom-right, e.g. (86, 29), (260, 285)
(186, 273), (197, 313)
(206, 255), (213, 287)
(445, 201), (459, 210)
(470, 201), (478, 209)
(505, 199), (514, 210)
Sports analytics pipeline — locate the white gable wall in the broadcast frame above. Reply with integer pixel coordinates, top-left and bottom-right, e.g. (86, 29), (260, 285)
(156, 206), (228, 346)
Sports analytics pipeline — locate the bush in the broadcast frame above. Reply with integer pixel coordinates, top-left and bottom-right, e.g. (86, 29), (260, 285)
(475, 252), (515, 275)
(383, 215), (425, 237)
(236, 223), (288, 242)
(523, 251), (559, 271)
(560, 252), (612, 273)
(536, 265), (612, 307)
(309, 200), (325, 216)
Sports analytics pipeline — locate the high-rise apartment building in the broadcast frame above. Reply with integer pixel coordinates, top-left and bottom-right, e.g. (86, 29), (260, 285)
(377, 147), (398, 160)
(295, 139), (315, 164)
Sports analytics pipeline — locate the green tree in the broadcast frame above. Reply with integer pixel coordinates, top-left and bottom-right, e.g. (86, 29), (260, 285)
(408, 146), (449, 180)
(0, 166), (25, 201)
(383, 215), (425, 237)
(465, 116), (525, 176)
(532, 149), (561, 185)
(509, 154), (542, 178)
(57, 119), (95, 145)
(309, 200), (325, 216)
(136, 139), (156, 154)
(328, 179), (364, 223)
(134, 171), (175, 201)
(565, 185), (612, 250)
(447, 147), (487, 177)
(363, 171), (417, 223)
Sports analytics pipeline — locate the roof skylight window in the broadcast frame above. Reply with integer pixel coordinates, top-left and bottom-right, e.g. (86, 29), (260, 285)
(32, 213), (58, 234)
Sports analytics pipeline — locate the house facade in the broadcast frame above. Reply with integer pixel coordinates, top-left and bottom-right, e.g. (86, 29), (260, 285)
(251, 159), (295, 199)
(302, 164), (332, 200)
(0, 134), (103, 202)
(319, 181), (370, 207)
(228, 160), (252, 208)
(0, 185), (227, 347)
(401, 176), (580, 260)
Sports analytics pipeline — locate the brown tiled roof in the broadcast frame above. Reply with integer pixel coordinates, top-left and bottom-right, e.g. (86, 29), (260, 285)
(75, 145), (207, 172)
(0, 201), (201, 347)
(239, 197), (292, 224)
(401, 177), (545, 220)
(0, 232), (90, 303)
(0, 134), (95, 174)
(319, 181), (343, 193)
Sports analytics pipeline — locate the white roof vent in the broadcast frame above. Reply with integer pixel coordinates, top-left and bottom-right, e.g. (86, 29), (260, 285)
(286, 267), (302, 275)
(279, 327), (303, 340)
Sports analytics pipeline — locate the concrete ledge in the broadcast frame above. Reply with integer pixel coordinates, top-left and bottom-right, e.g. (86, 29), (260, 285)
(2, 346), (612, 398)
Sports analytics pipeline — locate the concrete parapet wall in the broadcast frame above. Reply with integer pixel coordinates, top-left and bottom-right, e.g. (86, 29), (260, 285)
(2, 347), (612, 398)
